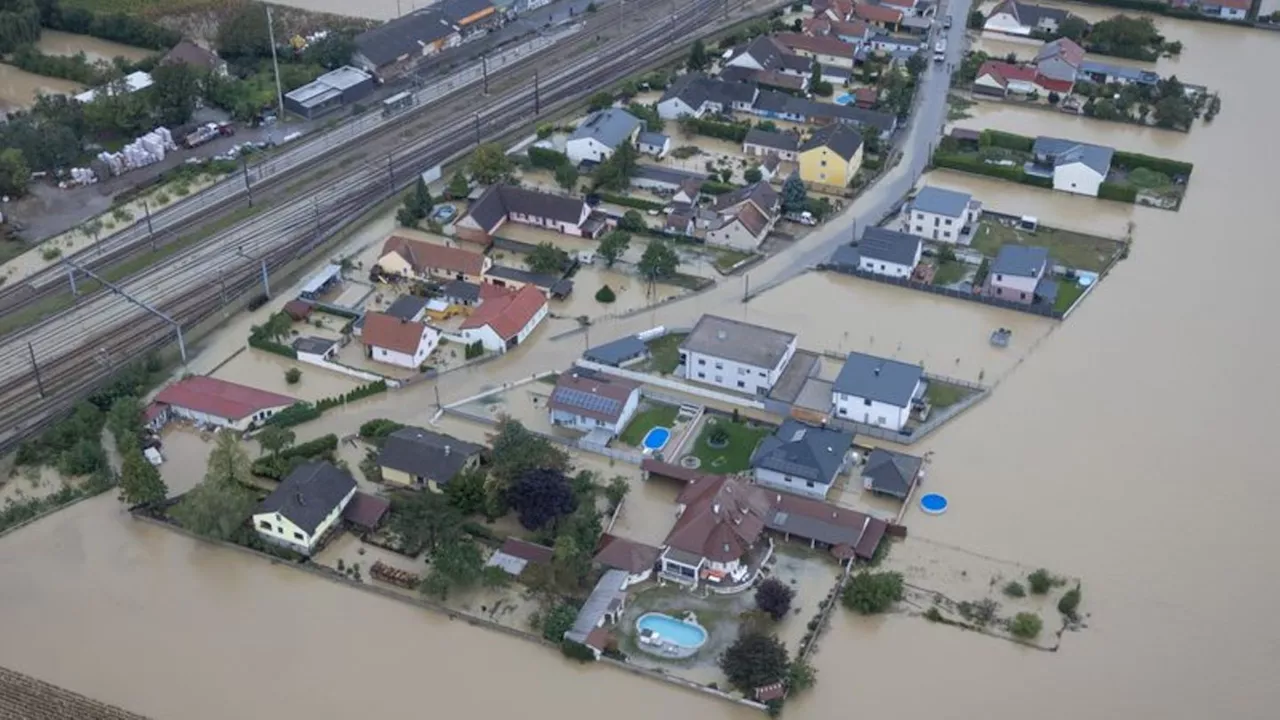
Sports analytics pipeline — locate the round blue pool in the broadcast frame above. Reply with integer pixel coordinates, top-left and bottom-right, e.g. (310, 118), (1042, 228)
(636, 612), (708, 650)
(920, 493), (949, 515)
(835, 93), (854, 105)
(642, 426), (671, 451)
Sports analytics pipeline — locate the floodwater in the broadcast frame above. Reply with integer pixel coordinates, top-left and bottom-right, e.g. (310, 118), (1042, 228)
(2, 11), (1280, 720)
(0, 64), (80, 115)
(35, 31), (154, 64)
(269, 0), (417, 21)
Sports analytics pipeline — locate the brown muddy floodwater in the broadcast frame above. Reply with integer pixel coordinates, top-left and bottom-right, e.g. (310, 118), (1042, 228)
(2, 11), (1280, 720)
(269, 0), (409, 21)
(35, 31), (154, 64)
(0, 64), (80, 115)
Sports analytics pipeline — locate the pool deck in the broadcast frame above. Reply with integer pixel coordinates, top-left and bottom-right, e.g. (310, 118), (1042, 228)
(635, 612), (707, 660)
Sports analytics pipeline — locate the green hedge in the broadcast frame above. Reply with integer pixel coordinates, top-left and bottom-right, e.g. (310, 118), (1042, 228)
(359, 419), (405, 439)
(597, 192), (665, 211)
(700, 180), (737, 195)
(266, 402), (322, 428)
(933, 153), (1053, 189)
(249, 337), (297, 359)
(528, 146), (569, 170)
(251, 434), (340, 479)
(1111, 151), (1194, 179)
(980, 129), (1035, 153)
(315, 305), (360, 320)
(682, 117), (750, 143)
(1098, 182), (1138, 203)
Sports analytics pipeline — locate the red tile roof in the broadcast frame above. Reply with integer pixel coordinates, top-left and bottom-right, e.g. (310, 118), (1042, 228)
(666, 476), (772, 563)
(362, 311), (431, 355)
(976, 60), (1039, 87)
(831, 19), (871, 38)
(380, 235), (487, 276)
(594, 533), (662, 573)
(584, 626), (613, 651)
(772, 32), (857, 59)
(1035, 73), (1075, 94)
(459, 284), (546, 340)
(802, 15), (832, 34)
(498, 537), (555, 564)
(143, 402), (166, 423)
(854, 87), (879, 106)
(765, 491), (888, 560)
(282, 299), (313, 320)
(343, 491), (390, 530)
(854, 4), (903, 24)
(154, 376), (295, 421)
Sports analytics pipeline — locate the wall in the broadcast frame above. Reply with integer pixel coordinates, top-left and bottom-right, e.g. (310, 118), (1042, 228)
(297, 354), (390, 383)
(573, 359), (768, 411)
(833, 391), (911, 430)
(1053, 163), (1103, 196)
(819, 265), (1064, 318)
(684, 350), (773, 395)
(908, 208), (962, 242)
(514, 302), (550, 347)
(566, 137), (612, 164)
(382, 465), (416, 487)
(859, 255), (914, 278)
(984, 11), (1031, 35)
(372, 344), (422, 369)
(755, 467), (829, 500)
(253, 511), (313, 553)
(705, 219), (761, 251)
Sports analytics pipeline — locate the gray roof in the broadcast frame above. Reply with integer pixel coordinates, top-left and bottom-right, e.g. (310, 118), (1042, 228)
(858, 227), (921, 267)
(752, 419), (853, 485)
(712, 181), (779, 215)
(258, 462), (356, 535)
(442, 279), (481, 303)
(827, 243), (861, 269)
(633, 164), (706, 188)
(660, 73), (757, 111)
(751, 89), (895, 133)
(467, 184), (587, 231)
(583, 335), (649, 365)
(744, 128), (800, 152)
(385, 294), (430, 321)
(800, 123), (863, 161)
(564, 569), (629, 643)
(568, 108), (643, 151)
(991, 244), (1049, 278)
(911, 186), (972, 218)
(284, 66), (372, 108)
(862, 448), (923, 499)
(680, 315), (795, 370)
(729, 35), (784, 69)
(291, 336), (336, 355)
(1032, 136), (1115, 175)
(637, 131), (668, 148)
(832, 352), (924, 407)
(995, 0), (1069, 27)
(487, 264), (573, 296)
(377, 427), (483, 485)
(354, 10), (456, 68)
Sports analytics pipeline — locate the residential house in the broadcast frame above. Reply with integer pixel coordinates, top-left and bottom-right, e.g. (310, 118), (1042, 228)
(377, 426), (484, 491)
(384, 294), (431, 323)
(771, 32), (858, 69)
(636, 131), (670, 157)
(151, 376), (294, 432)
(291, 336), (338, 364)
(832, 351), (924, 431)
(866, 32), (921, 55)
(1034, 38), (1085, 86)
(252, 462), (357, 555)
(563, 569), (629, 658)
(679, 314), (796, 395)
(983, 0), (1070, 36)
(440, 279), (483, 309)
(723, 35), (814, 77)
(751, 419), (854, 500)
(353, 9), (460, 74)
(1027, 136), (1115, 196)
(593, 533), (662, 588)
(720, 65), (810, 94)
(765, 490), (887, 562)
(673, 178), (704, 205)
(1173, 0), (1250, 20)
(375, 235), (491, 283)
(743, 128), (800, 162)
(757, 153), (783, 182)
(854, 226), (922, 278)
(162, 40), (227, 77)
(631, 165), (708, 194)
(853, 3), (904, 30)
(659, 474), (773, 589)
(714, 180), (780, 218)
(908, 186), (983, 242)
(456, 283), (548, 351)
(706, 182), (781, 251)
(485, 264), (573, 298)
(486, 537), (555, 577)
(987, 244), (1049, 304)
(664, 205), (697, 236)
(548, 370), (642, 437)
(861, 447), (924, 500)
(566, 108), (643, 165)
(656, 73), (758, 119)
(361, 311), (439, 369)
(1077, 60), (1160, 87)
(455, 184), (595, 246)
(972, 60), (1043, 97)
(582, 334), (651, 367)
(879, 0), (924, 17)
(798, 122), (863, 187)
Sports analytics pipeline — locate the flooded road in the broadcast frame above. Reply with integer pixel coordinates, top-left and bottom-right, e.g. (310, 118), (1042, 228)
(2, 11), (1280, 720)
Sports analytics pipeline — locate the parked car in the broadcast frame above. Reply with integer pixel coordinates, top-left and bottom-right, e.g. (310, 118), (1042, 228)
(943, 15), (953, 29)
(431, 204), (458, 223)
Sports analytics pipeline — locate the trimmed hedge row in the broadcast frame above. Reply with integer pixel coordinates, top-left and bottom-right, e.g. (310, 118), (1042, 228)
(682, 117), (750, 143)
(359, 418), (406, 439)
(700, 180), (737, 195)
(316, 380), (389, 411)
(249, 337), (297, 359)
(529, 146), (569, 170)
(251, 434), (340, 479)
(980, 129), (1035, 153)
(1071, 0), (1255, 25)
(267, 402), (323, 428)
(597, 192), (664, 211)
(1112, 150), (1194, 178)
(1098, 182), (1138, 203)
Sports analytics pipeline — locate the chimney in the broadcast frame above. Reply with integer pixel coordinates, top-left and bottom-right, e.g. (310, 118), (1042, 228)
(874, 364), (882, 376)
(444, 445), (451, 456)
(713, 503), (721, 514)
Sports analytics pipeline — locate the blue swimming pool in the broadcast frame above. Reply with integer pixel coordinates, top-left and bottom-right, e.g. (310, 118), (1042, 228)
(835, 93), (854, 106)
(636, 612), (708, 649)
(642, 426), (671, 451)
(920, 493), (949, 515)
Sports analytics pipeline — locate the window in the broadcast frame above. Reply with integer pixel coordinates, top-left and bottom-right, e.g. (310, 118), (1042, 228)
(880, 264), (886, 270)
(259, 521), (272, 530)
(838, 407), (848, 416)
(697, 358), (705, 365)
(714, 362), (723, 370)
(878, 416), (887, 425)
(915, 212), (925, 220)
(996, 287), (1003, 295)
(821, 160), (827, 167)
(944, 218), (952, 226)
(737, 380), (745, 388)
(293, 532), (304, 541)
(738, 367), (747, 375)
(914, 225), (923, 233)
(864, 398), (872, 406)
(759, 371), (766, 377)
(806, 481), (815, 488)
(715, 375), (723, 383)
(996, 274), (1003, 281)
(697, 371), (706, 379)
(783, 476), (792, 483)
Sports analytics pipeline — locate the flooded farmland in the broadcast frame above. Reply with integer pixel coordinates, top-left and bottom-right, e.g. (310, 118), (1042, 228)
(34, 31), (154, 64)
(2, 8), (1280, 720)
(0, 64), (80, 115)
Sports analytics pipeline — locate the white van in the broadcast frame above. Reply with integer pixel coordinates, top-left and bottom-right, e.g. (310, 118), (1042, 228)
(933, 39), (947, 62)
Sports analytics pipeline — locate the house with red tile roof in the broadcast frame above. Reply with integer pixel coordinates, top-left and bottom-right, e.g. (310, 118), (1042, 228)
(853, 3), (904, 30)
(375, 235), (491, 284)
(361, 310), (440, 369)
(973, 60), (1042, 96)
(771, 32), (859, 69)
(456, 283), (548, 352)
(548, 369), (642, 437)
(593, 533), (662, 588)
(151, 376), (296, 431)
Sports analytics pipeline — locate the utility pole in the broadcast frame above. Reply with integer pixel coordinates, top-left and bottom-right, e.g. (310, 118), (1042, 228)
(66, 264), (78, 297)
(141, 199), (156, 250)
(474, 112), (481, 146)
(482, 53), (489, 95)
(743, 273), (749, 302)
(63, 259), (188, 365)
(236, 246), (271, 299)
(27, 343), (44, 399)
(534, 71), (540, 115)
(241, 154), (253, 206)
(265, 5), (285, 121)
(387, 154), (395, 195)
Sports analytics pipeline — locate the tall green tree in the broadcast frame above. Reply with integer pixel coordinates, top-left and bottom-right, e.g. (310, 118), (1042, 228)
(170, 431), (257, 540)
(150, 61), (202, 126)
(390, 490), (462, 554)
(119, 446), (168, 506)
(720, 632), (791, 694)
(487, 417), (569, 485)
(554, 162), (579, 192)
(420, 536), (485, 599)
(638, 239), (679, 281)
(216, 1), (275, 60)
(448, 171), (470, 198)
(254, 425), (295, 458)
(592, 141), (638, 191)
(444, 467), (488, 516)
(105, 394), (142, 449)
(687, 38), (709, 72)
(526, 242), (569, 274)
(781, 172), (807, 213)
(0, 0), (41, 55)
(597, 230), (631, 268)
(469, 142), (515, 184)
(0, 148), (32, 198)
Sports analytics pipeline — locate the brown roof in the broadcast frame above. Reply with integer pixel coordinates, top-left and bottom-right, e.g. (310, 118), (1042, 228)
(713, 181), (779, 216)
(756, 70), (806, 91)
(162, 39), (223, 70)
(380, 235), (487, 276)
(458, 283), (546, 340)
(665, 476), (771, 563)
(725, 202), (770, 238)
(498, 537), (555, 564)
(772, 32), (857, 59)
(0, 664), (152, 719)
(583, 626), (613, 651)
(802, 16), (831, 34)
(282, 299), (313, 320)
(764, 491), (888, 560)
(548, 371), (641, 423)
(854, 4), (903, 24)
(594, 533), (662, 573)
(361, 311), (431, 355)
(832, 19), (871, 38)
(641, 458), (715, 484)
(154, 376), (295, 421)
(343, 491), (391, 530)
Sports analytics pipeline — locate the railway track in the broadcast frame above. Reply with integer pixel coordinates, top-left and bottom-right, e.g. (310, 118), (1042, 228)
(0, 0), (756, 454)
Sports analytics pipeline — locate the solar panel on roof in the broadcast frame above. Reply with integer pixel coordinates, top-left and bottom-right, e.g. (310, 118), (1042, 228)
(552, 387), (622, 415)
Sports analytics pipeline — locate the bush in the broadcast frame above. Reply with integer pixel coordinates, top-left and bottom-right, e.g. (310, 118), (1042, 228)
(841, 571), (904, 614)
(536, 124), (554, 139)
(464, 340), (485, 359)
(542, 603), (580, 642)
(1009, 612), (1043, 639)
(250, 434), (339, 479)
(1002, 581), (1026, 598)
(1027, 568), (1054, 595)
(979, 129), (1035, 153)
(265, 402), (322, 429)
(595, 285), (616, 303)
(700, 180), (736, 195)
(528, 146), (569, 170)
(285, 368), (302, 384)
(1097, 182), (1138, 203)
(1111, 150), (1193, 178)
(561, 639), (597, 662)
(359, 419), (405, 439)
(597, 192), (664, 211)
(681, 117), (750, 143)
(1058, 587), (1082, 618)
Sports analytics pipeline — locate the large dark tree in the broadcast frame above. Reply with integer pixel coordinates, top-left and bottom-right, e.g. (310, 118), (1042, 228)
(720, 632), (790, 694)
(420, 536), (484, 599)
(216, 1), (275, 60)
(150, 61), (202, 126)
(390, 489), (462, 554)
(755, 578), (796, 621)
(487, 417), (569, 485)
(508, 468), (578, 531)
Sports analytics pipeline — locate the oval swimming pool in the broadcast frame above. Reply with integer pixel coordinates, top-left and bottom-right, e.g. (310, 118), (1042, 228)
(642, 426), (671, 452)
(636, 612), (707, 649)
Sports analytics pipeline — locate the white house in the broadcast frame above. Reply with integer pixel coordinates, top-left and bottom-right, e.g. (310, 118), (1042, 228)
(457, 284), (548, 352)
(455, 185), (596, 245)
(679, 314), (796, 395)
(252, 462), (357, 555)
(831, 352), (924, 431)
(361, 311), (439, 369)
(291, 336), (339, 364)
(1029, 136), (1115, 197)
(656, 73), (758, 120)
(565, 108), (643, 165)
(150, 376), (295, 432)
(988, 244), (1049, 304)
(706, 202), (772, 251)
(636, 131), (670, 158)
(547, 370), (642, 437)
(855, 227), (922, 278)
(983, 0), (1071, 36)
(742, 128), (800, 162)
(908, 186), (983, 243)
(751, 419), (854, 501)
(1187, 0), (1249, 21)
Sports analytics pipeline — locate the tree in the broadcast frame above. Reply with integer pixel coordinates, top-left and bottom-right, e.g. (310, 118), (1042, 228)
(412, 177), (433, 216)
(526, 242), (568, 274)
(587, 91), (613, 112)
(603, 475), (629, 510)
(1003, 581), (1026, 598)
(788, 658), (817, 693)
(1047, 90), (1061, 105)
(638, 239), (679, 282)
(169, 431), (258, 540)
(554, 162), (579, 191)
(448, 171), (470, 198)
(1153, 95), (1194, 130)
(284, 367), (302, 384)
(105, 394), (142, 448)
(781, 173), (807, 213)
(617, 209), (647, 233)
(595, 285), (616, 303)
(743, 166), (763, 184)
(119, 446), (168, 506)
(1009, 612), (1043, 639)
(755, 578), (795, 621)
(905, 51), (927, 80)
(967, 9), (985, 30)
(550, 532), (592, 589)
(687, 38), (709, 72)
(216, 1), (274, 60)
(597, 230), (631, 267)
(469, 143), (514, 184)
(541, 603), (580, 642)
(508, 468), (578, 530)
(1058, 586), (1082, 619)
(627, 101), (663, 132)
(1057, 15), (1090, 42)
(150, 61), (201, 126)
(420, 536), (485, 599)
(841, 571), (904, 614)
(301, 32), (357, 70)
(444, 467), (488, 516)
(391, 490), (462, 554)
(810, 59), (823, 89)
(1027, 568), (1054, 594)
(254, 425), (295, 458)
(593, 141), (638, 191)
(487, 416), (570, 497)
(720, 632), (790, 694)
(0, 148), (31, 197)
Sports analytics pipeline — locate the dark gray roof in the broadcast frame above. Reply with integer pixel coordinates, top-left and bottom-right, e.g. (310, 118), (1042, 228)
(1035, 276), (1060, 304)
(637, 131), (668, 147)
(779, 53), (812, 73)
(355, 9), (457, 68)
(680, 315), (795, 370)
(832, 352), (923, 407)
(751, 419), (853, 485)
(809, 102), (897, 133)
(467, 184), (587, 230)
(744, 128), (799, 152)
(911, 186), (972, 218)
(995, 0), (1069, 27)
(661, 73), (757, 110)
(385, 294), (430, 321)
(584, 335), (649, 365)
(862, 448), (922, 499)
(487, 265), (573, 296)
(258, 462), (356, 535)
(858, 227), (921, 266)
(377, 427), (483, 485)
(564, 569), (629, 643)
(827, 243), (861, 269)
(1032, 136), (1114, 175)
(991, 245), (1049, 278)
(634, 164), (707, 187)
(291, 336), (336, 355)
(729, 35), (784, 69)
(568, 109), (643, 150)
(442, 279), (481, 303)
(441, 0), (494, 23)
(800, 123), (863, 161)
(712, 181), (779, 214)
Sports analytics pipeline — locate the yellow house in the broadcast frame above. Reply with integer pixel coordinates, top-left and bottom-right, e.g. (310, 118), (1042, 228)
(797, 123), (865, 188)
(377, 426), (483, 492)
(376, 235), (492, 285)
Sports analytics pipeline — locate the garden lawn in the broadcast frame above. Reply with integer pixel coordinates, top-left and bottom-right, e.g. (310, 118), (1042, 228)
(925, 381), (971, 410)
(713, 248), (753, 272)
(932, 259), (969, 286)
(1054, 280), (1087, 314)
(645, 333), (687, 374)
(619, 404), (679, 447)
(971, 219), (1122, 273)
(691, 419), (771, 474)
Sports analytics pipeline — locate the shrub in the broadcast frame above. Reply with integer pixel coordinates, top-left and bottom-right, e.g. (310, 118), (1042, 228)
(924, 607), (944, 622)
(40, 246), (62, 261)
(1058, 587), (1082, 618)
(359, 419), (405, 439)
(595, 285), (616, 303)
(285, 368), (302, 384)
(700, 180), (736, 195)
(597, 192), (663, 211)
(979, 129), (1035, 152)
(1009, 612), (1043, 639)
(536, 124), (554, 139)
(755, 577), (795, 621)
(1111, 150), (1193, 178)
(528, 146), (569, 170)
(681, 117), (750, 143)
(250, 434), (339, 479)
(1003, 581), (1026, 598)
(1027, 569), (1054, 595)
(561, 639), (597, 662)
(1098, 182), (1138, 203)
(541, 603), (580, 642)
(464, 340), (485, 359)
(841, 571), (904, 614)
(265, 402), (322, 428)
